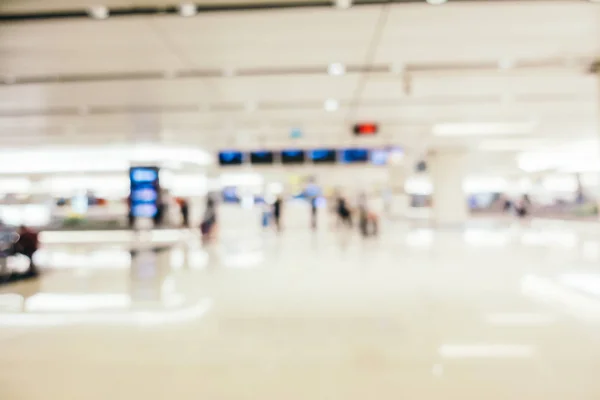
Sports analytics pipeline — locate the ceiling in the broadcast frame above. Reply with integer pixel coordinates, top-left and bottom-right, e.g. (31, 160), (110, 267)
(0, 0), (599, 174)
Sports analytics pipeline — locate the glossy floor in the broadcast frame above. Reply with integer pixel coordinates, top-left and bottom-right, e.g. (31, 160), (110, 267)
(1, 220), (600, 399)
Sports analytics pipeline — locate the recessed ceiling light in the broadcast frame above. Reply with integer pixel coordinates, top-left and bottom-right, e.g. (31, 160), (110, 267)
(179, 3), (197, 17)
(328, 62), (346, 76)
(426, 0), (447, 4)
(390, 63), (405, 74)
(433, 122), (535, 137)
(324, 99), (339, 112)
(498, 58), (515, 70)
(334, 0), (352, 9)
(3, 75), (16, 84)
(223, 67), (236, 77)
(245, 101), (257, 112)
(88, 5), (109, 19)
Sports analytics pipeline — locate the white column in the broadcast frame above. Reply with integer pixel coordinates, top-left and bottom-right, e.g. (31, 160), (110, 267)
(429, 150), (468, 226)
(387, 164), (409, 218)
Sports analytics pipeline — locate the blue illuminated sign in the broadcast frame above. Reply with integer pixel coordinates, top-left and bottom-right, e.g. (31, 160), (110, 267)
(129, 166), (159, 218)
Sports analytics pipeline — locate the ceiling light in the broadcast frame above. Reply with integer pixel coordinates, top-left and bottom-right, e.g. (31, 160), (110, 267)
(245, 102), (257, 112)
(426, 0), (447, 4)
(223, 67), (236, 77)
(324, 99), (339, 112)
(328, 62), (346, 76)
(498, 58), (515, 70)
(88, 5), (109, 19)
(3, 75), (16, 84)
(433, 122), (535, 136)
(334, 0), (352, 9)
(179, 3), (197, 17)
(390, 63), (405, 74)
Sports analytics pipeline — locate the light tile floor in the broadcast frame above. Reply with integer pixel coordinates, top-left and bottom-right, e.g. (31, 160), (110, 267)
(1, 220), (600, 399)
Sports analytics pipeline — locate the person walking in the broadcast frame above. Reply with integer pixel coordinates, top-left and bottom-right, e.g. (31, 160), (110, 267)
(273, 195), (283, 232)
(310, 196), (318, 230)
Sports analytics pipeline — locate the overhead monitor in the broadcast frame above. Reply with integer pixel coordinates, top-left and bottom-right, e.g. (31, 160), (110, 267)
(309, 149), (337, 164)
(340, 148), (369, 164)
(370, 148), (388, 166)
(218, 151), (244, 166)
(280, 149), (306, 164)
(250, 151), (274, 165)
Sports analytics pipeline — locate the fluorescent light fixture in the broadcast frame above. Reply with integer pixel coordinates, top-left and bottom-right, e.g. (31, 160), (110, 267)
(390, 63), (405, 74)
(426, 0), (447, 4)
(0, 144), (213, 174)
(88, 5), (109, 19)
(433, 121), (535, 136)
(439, 344), (534, 359)
(245, 101), (257, 112)
(334, 0), (352, 8)
(485, 313), (557, 326)
(324, 98), (339, 112)
(179, 2), (197, 17)
(223, 67), (236, 77)
(3, 75), (16, 84)
(477, 139), (548, 151)
(328, 62), (346, 76)
(498, 58), (515, 70)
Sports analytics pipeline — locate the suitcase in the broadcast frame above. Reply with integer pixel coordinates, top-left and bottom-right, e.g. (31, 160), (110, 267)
(262, 211), (270, 227)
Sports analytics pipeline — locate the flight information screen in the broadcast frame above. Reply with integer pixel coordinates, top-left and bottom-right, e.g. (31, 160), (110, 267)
(129, 166), (159, 218)
(218, 151), (244, 166)
(340, 148), (369, 163)
(280, 149), (306, 164)
(309, 149), (337, 163)
(250, 151), (274, 165)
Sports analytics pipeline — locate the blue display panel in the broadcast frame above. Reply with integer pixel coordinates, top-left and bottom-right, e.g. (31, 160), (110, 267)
(340, 148), (369, 163)
(218, 151), (244, 166)
(309, 149), (337, 163)
(370, 149), (388, 165)
(250, 150), (274, 165)
(129, 166), (160, 218)
(280, 149), (305, 164)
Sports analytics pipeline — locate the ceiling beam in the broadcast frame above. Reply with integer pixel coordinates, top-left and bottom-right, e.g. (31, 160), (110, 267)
(0, 0), (584, 23)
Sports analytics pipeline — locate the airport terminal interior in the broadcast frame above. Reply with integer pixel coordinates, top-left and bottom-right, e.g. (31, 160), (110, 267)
(2, 0), (600, 398)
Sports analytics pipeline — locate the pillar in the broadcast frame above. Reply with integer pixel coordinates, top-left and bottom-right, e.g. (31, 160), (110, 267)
(387, 164), (409, 218)
(429, 150), (468, 226)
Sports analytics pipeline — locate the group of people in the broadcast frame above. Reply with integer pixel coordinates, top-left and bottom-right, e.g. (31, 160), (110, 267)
(334, 192), (379, 237)
(0, 224), (39, 281)
(257, 192), (378, 237)
(503, 194), (531, 218)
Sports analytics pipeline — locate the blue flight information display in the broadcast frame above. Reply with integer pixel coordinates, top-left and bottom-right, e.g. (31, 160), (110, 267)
(219, 151), (244, 166)
(129, 166), (159, 218)
(310, 149), (337, 163)
(370, 149), (388, 165)
(340, 148), (369, 163)
(280, 149), (305, 164)
(250, 151), (274, 165)
(217, 146), (403, 166)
